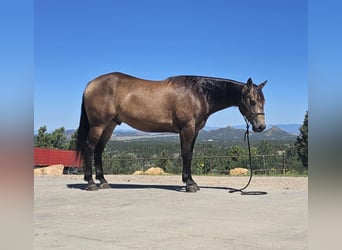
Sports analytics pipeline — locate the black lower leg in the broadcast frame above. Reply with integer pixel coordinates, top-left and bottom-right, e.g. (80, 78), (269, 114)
(83, 143), (98, 191)
(84, 169), (97, 191)
(180, 129), (200, 192)
(94, 146), (110, 189)
(181, 151), (199, 192)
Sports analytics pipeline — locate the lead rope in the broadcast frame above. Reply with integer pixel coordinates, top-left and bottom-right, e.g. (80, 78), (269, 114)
(228, 117), (267, 195)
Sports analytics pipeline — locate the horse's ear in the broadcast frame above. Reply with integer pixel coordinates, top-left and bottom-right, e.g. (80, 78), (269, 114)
(247, 78), (253, 88)
(258, 80), (267, 90)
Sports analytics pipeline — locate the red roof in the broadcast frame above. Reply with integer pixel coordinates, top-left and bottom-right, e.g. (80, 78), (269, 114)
(34, 148), (81, 167)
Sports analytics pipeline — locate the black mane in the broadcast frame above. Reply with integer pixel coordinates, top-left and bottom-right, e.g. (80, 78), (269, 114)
(168, 75), (245, 105)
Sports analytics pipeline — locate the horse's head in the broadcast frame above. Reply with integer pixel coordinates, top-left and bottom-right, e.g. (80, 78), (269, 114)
(239, 78), (267, 132)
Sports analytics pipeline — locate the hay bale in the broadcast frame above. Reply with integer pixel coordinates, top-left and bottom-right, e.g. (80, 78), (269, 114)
(132, 170), (144, 175)
(34, 164), (64, 176)
(229, 167), (249, 176)
(34, 167), (45, 176)
(144, 167), (165, 175)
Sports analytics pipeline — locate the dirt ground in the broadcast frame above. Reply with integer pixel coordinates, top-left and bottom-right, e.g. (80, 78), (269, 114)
(34, 175), (308, 250)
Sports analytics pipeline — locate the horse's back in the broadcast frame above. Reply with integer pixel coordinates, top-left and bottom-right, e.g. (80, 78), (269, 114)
(82, 72), (208, 132)
(85, 72), (170, 95)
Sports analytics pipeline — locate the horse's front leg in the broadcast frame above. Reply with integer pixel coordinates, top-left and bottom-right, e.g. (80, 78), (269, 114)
(180, 129), (200, 192)
(181, 151), (200, 192)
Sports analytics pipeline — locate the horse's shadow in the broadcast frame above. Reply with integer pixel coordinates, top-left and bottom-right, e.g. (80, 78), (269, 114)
(66, 183), (233, 192)
(66, 183), (184, 192)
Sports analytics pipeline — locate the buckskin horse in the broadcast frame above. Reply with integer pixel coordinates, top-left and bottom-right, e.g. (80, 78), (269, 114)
(76, 72), (267, 192)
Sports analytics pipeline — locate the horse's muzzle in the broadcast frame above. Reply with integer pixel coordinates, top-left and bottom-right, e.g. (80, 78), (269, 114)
(252, 124), (266, 132)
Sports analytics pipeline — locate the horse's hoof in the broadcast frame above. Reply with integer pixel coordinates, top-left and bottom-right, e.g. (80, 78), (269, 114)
(185, 184), (198, 193)
(86, 183), (98, 191)
(100, 182), (111, 189)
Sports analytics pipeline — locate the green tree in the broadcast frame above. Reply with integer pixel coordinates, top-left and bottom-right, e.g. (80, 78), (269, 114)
(154, 150), (169, 171)
(66, 129), (78, 150)
(257, 140), (274, 155)
(50, 127), (67, 149)
(227, 146), (247, 169)
(285, 145), (303, 174)
(228, 146), (246, 161)
(34, 126), (51, 148)
(34, 126), (67, 149)
(295, 111), (308, 169)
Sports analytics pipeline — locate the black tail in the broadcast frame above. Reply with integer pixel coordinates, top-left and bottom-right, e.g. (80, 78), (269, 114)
(76, 97), (90, 161)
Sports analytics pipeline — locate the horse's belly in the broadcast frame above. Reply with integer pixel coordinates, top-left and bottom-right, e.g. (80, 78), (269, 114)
(124, 119), (178, 133)
(119, 113), (178, 133)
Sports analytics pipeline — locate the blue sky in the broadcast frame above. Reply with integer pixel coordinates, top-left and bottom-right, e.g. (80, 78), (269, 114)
(34, 0), (307, 131)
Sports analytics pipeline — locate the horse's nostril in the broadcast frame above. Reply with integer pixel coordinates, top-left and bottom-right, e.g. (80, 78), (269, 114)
(253, 124), (266, 132)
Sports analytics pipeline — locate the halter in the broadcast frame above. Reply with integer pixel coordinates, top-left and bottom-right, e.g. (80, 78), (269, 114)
(240, 91), (265, 117)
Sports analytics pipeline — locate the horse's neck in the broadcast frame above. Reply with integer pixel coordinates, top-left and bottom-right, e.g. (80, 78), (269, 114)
(206, 79), (244, 114)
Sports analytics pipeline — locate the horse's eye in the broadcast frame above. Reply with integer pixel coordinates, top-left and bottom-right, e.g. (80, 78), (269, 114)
(250, 100), (256, 106)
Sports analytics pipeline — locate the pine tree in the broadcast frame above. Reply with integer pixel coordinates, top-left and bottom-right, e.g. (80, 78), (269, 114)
(67, 130), (78, 150)
(295, 111), (308, 169)
(34, 125), (51, 148)
(34, 126), (67, 149)
(50, 127), (66, 149)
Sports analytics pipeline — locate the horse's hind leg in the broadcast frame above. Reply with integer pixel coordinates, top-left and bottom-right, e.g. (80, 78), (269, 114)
(83, 141), (97, 191)
(94, 121), (117, 189)
(84, 126), (106, 191)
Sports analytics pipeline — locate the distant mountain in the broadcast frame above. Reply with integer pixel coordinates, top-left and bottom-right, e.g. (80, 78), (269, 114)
(197, 125), (296, 143)
(203, 126), (221, 131)
(231, 123), (300, 135)
(64, 129), (76, 140)
(112, 131), (178, 141)
(253, 126), (297, 141)
(198, 126), (246, 143)
(273, 124), (300, 135)
(60, 124), (298, 142)
(107, 125), (297, 142)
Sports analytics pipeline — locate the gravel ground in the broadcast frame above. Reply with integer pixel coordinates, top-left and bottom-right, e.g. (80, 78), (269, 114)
(104, 174), (308, 191)
(34, 175), (308, 250)
(44, 174), (308, 191)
